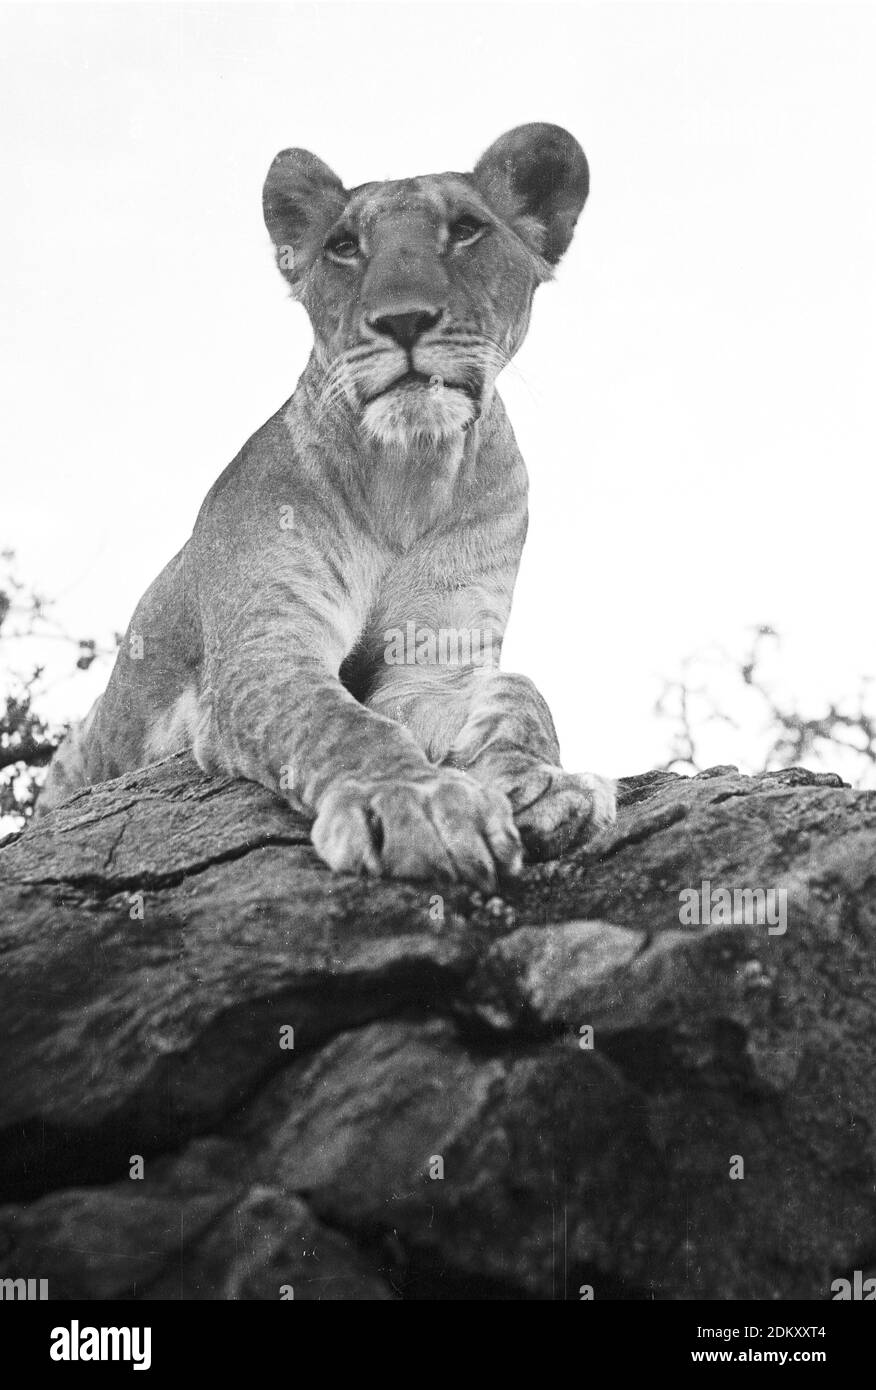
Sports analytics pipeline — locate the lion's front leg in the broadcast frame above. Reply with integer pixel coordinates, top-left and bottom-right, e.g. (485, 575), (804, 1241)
(196, 650), (522, 890)
(444, 671), (616, 859)
(487, 757), (617, 860)
(368, 667), (616, 861)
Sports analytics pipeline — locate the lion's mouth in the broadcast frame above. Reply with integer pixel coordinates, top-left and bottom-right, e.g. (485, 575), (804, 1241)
(364, 371), (478, 406)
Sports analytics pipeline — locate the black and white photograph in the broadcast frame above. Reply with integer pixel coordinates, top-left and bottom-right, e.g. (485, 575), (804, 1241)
(1, 0), (874, 1347)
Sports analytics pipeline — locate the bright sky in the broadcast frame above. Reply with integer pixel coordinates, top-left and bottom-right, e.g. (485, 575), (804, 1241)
(2, 0), (874, 786)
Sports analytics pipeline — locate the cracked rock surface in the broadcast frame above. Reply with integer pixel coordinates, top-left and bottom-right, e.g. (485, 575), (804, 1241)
(0, 753), (874, 1299)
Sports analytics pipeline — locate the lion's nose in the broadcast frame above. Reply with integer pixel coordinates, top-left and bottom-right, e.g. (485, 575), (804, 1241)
(366, 308), (442, 350)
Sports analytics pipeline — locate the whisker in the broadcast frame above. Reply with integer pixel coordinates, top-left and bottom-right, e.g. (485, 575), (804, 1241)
(317, 328), (538, 415)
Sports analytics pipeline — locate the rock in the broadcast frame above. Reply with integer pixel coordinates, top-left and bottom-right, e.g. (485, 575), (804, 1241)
(0, 753), (873, 1300)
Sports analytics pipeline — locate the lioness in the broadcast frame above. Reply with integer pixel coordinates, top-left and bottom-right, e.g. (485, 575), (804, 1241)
(42, 123), (615, 888)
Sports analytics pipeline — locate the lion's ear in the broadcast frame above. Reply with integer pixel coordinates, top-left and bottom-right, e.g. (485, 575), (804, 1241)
(473, 123), (589, 265)
(263, 149), (348, 285)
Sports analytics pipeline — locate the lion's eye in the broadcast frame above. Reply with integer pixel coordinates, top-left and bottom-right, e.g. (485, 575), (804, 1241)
(447, 216), (487, 247)
(325, 232), (360, 262)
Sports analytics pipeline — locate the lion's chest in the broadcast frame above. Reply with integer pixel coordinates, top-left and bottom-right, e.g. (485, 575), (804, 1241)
(336, 534), (510, 702)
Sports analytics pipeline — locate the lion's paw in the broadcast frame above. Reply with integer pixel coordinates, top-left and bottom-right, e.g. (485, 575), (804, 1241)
(311, 770), (523, 890)
(508, 765), (617, 861)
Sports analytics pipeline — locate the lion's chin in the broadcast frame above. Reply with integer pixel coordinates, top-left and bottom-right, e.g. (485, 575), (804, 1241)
(361, 382), (476, 448)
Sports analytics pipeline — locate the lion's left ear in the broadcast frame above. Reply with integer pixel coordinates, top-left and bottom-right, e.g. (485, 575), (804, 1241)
(473, 123), (589, 264)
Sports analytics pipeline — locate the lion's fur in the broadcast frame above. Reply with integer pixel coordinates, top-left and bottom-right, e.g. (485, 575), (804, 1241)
(42, 124), (614, 883)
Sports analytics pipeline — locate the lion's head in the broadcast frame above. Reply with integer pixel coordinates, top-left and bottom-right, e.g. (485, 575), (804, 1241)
(263, 124), (589, 447)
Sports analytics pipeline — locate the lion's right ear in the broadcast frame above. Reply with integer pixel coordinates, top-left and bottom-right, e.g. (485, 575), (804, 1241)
(263, 149), (348, 287)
